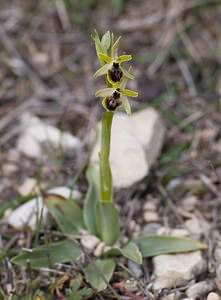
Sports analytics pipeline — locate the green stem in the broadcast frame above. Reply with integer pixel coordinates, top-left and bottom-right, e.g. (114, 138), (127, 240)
(99, 111), (114, 202)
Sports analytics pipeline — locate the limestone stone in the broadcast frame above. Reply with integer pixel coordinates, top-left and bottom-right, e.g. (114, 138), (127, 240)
(153, 251), (206, 289)
(17, 113), (82, 158)
(186, 281), (214, 298)
(207, 292), (221, 300)
(91, 108), (164, 188)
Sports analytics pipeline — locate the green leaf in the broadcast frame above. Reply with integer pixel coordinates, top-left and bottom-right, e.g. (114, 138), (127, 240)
(95, 88), (115, 98)
(44, 194), (85, 235)
(103, 241), (142, 264)
(121, 89), (138, 97)
(111, 36), (121, 58)
(94, 63), (110, 78)
(83, 258), (115, 291)
(101, 31), (111, 51)
(98, 53), (112, 63)
(11, 240), (82, 269)
(83, 164), (100, 235)
(96, 202), (120, 246)
(118, 55), (132, 62)
(135, 235), (207, 258)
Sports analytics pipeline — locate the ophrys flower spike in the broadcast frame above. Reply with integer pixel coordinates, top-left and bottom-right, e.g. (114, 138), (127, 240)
(92, 30), (138, 115)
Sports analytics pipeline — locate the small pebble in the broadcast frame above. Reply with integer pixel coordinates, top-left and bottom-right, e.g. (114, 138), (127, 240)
(186, 280), (214, 298)
(80, 234), (100, 250)
(143, 201), (157, 211)
(162, 292), (181, 300)
(181, 196), (198, 212)
(215, 248), (221, 264)
(157, 227), (189, 237)
(143, 211), (159, 222)
(128, 260), (143, 278)
(141, 223), (161, 235)
(124, 279), (138, 292)
(185, 218), (204, 238)
(94, 242), (106, 257)
(2, 163), (18, 176)
(17, 178), (37, 196)
(216, 263), (221, 280)
(207, 292), (221, 300)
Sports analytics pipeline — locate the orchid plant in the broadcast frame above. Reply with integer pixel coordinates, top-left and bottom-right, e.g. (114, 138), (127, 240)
(11, 31), (207, 294)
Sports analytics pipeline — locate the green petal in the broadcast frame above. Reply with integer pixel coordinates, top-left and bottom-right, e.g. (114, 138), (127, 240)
(95, 88), (115, 98)
(111, 36), (121, 58)
(118, 55), (132, 63)
(98, 53), (112, 63)
(122, 89), (138, 97)
(121, 66), (134, 80)
(121, 95), (131, 116)
(94, 63), (111, 78)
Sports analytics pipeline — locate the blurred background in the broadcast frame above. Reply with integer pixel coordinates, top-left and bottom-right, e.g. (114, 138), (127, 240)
(0, 0), (221, 203)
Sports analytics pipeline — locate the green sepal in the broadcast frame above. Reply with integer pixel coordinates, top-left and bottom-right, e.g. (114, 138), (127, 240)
(121, 95), (131, 116)
(101, 31), (111, 51)
(111, 36), (121, 58)
(91, 30), (106, 65)
(96, 202), (120, 246)
(94, 63), (110, 78)
(121, 65), (135, 80)
(95, 88), (115, 98)
(119, 66), (132, 89)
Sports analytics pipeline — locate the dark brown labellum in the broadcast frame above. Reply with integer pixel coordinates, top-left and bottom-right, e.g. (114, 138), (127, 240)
(105, 95), (122, 111)
(108, 62), (123, 82)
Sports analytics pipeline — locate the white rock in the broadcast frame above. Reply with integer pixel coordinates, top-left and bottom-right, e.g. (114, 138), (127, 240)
(162, 292), (181, 300)
(2, 163), (18, 176)
(5, 186), (79, 230)
(91, 108), (164, 188)
(207, 292), (221, 300)
(153, 251), (206, 289)
(143, 211), (159, 222)
(80, 234), (100, 250)
(5, 196), (47, 230)
(181, 196), (198, 212)
(17, 178), (37, 196)
(186, 281), (214, 298)
(94, 242), (106, 257)
(157, 227), (189, 238)
(48, 186), (81, 200)
(17, 113), (82, 158)
(143, 201), (157, 211)
(185, 218), (209, 238)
